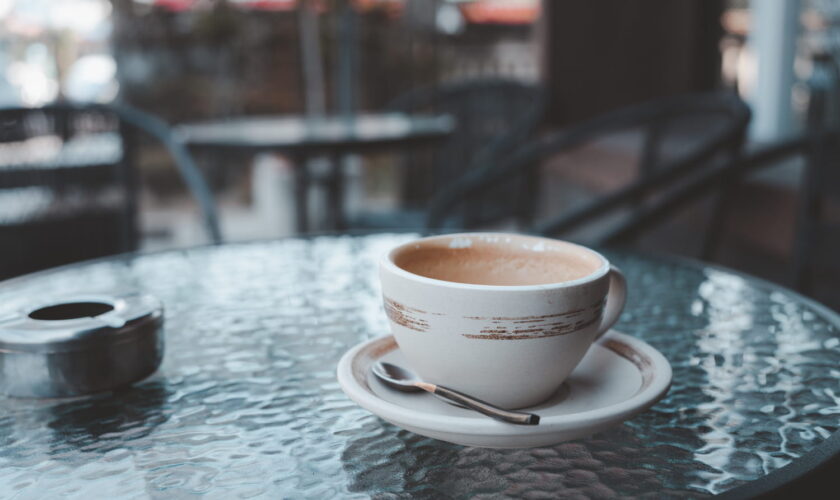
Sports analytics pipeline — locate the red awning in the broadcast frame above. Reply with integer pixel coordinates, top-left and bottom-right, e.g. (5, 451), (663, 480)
(460, 0), (539, 25)
(151, 0), (299, 12)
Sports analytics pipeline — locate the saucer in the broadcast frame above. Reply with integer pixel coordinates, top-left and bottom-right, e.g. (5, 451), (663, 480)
(336, 331), (671, 448)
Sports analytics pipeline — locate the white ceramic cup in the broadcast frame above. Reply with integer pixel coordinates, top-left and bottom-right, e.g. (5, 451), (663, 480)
(379, 233), (627, 409)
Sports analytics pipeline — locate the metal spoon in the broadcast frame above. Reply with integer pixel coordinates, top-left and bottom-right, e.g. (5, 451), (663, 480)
(372, 362), (540, 425)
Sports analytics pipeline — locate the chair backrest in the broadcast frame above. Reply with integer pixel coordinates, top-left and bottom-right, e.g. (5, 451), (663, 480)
(0, 105), (132, 278)
(0, 102), (221, 280)
(591, 129), (838, 296)
(109, 102), (222, 244)
(388, 78), (545, 211)
(426, 92), (751, 254)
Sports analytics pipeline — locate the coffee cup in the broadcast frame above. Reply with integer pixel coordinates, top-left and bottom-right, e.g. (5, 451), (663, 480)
(379, 233), (627, 409)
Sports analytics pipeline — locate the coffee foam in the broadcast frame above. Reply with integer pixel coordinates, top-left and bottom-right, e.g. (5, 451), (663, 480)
(393, 236), (602, 286)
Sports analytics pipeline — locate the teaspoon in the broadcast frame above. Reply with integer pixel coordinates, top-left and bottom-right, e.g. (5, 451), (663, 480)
(372, 361), (540, 425)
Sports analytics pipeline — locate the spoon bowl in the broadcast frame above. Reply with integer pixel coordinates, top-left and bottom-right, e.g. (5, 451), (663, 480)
(372, 362), (424, 392)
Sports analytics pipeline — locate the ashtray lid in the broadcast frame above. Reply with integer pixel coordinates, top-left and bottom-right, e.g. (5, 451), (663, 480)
(0, 292), (163, 353)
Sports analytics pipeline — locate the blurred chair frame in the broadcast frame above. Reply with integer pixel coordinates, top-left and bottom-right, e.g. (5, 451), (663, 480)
(111, 102), (222, 244)
(426, 92), (751, 259)
(595, 129), (837, 294)
(352, 78), (545, 229)
(0, 102), (221, 278)
(427, 90), (839, 294)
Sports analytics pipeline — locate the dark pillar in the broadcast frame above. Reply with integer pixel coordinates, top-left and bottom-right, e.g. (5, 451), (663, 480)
(541, 0), (724, 126)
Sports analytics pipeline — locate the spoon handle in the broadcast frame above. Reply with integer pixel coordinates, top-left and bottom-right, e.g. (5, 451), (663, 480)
(425, 383), (540, 425)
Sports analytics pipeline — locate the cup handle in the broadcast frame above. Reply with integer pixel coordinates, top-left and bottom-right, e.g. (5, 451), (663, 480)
(593, 266), (627, 341)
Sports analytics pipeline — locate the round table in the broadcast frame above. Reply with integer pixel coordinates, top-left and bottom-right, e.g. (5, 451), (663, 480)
(175, 114), (454, 155)
(0, 234), (837, 498)
(176, 114), (455, 232)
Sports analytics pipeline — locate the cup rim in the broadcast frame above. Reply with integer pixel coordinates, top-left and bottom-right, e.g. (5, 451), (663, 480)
(381, 232), (611, 291)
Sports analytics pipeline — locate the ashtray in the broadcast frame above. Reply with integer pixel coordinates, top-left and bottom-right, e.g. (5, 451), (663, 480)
(0, 292), (164, 398)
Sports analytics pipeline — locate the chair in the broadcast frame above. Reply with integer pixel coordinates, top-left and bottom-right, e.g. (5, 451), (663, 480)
(578, 130), (838, 296)
(426, 92), (751, 258)
(350, 78), (545, 229)
(0, 102), (221, 280)
(589, 116), (839, 298)
(796, 53), (840, 296)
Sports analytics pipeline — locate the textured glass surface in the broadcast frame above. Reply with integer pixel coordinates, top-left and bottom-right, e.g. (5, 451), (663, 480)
(0, 235), (838, 498)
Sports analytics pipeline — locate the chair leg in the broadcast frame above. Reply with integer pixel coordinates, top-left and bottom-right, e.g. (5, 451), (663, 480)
(791, 158), (821, 293)
(327, 153), (346, 231)
(294, 156), (311, 234)
(703, 140), (745, 262)
(516, 168), (540, 230)
(119, 123), (141, 251)
(632, 121), (665, 218)
(701, 179), (735, 261)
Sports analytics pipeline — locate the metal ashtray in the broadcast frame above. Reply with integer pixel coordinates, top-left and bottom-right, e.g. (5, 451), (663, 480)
(0, 292), (164, 398)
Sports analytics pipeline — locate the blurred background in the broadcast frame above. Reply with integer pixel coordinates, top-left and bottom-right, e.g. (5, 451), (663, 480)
(1, 0), (839, 309)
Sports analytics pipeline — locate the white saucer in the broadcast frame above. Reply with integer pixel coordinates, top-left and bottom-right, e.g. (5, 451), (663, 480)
(337, 331), (672, 448)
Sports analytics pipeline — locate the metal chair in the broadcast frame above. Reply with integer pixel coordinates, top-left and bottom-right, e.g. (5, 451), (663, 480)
(0, 102), (221, 280)
(426, 92), (751, 258)
(584, 130), (837, 296)
(350, 78), (545, 229)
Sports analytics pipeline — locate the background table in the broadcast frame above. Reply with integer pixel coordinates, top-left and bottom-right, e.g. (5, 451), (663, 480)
(176, 114), (455, 231)
(0, 234), (838, 498)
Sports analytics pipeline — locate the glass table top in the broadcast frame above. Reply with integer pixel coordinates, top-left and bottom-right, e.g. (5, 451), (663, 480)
(0, 234), (837, 498)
